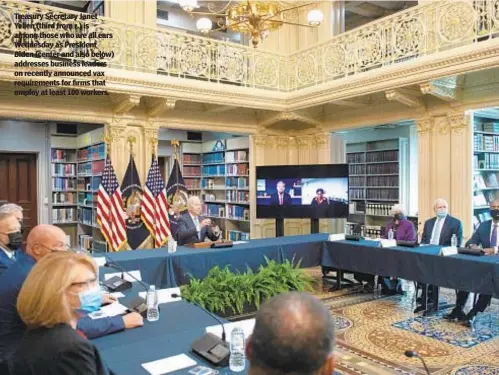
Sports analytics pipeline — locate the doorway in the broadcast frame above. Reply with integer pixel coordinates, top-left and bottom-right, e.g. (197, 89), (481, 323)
(0, 153), (38, 242)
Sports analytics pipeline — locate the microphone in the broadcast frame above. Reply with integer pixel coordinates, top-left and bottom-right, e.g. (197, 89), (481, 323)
(171, 293), (230, 367)
(103, 254), (148, 292)
(405, 350), (430, 375)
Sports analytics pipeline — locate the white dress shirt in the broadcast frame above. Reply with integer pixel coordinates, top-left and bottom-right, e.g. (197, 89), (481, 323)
(190, 214), (201, 239)
(1, 246), (14, 259)
(430, 216), (446, 245)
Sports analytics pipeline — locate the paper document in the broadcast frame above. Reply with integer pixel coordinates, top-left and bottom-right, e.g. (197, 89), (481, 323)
(328, 234), (345, 241)
(93, 257), (106, 267)
(142, 354), (197, 375)
(104, 270), (142, 282)
(233, 241), (248, 244)
(88, 301), (128, 319)
(206, 319), (255, 343)
(139, 288), (181, 304)
(109, 292), (125, 298)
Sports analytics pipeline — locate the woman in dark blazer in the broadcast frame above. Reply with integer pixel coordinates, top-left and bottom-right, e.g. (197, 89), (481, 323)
(5, 252), (114, 375)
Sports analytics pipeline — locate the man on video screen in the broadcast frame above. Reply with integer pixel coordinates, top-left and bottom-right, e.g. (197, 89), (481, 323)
(269, 181), (292, 206)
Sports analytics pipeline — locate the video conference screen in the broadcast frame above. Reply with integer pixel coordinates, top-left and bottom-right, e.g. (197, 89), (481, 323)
(256, 164), (349, 219)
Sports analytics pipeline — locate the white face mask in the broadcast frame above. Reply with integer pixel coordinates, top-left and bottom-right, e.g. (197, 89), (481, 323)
(436, 208), (447, 218)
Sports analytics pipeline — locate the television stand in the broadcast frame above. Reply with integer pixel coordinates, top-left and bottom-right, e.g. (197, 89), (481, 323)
(276, 218), (284, 237)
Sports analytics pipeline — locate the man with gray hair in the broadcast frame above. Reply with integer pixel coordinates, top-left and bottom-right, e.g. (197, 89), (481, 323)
(0, 213), (23, 276)
(0, 203), (23, 224)
(176, 196), (219, 246)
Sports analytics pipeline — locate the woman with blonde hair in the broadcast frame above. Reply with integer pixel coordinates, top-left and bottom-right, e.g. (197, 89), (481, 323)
(4, 251), (113, 375)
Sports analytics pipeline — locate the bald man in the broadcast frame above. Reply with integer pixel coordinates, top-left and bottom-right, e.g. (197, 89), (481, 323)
(246, 292), (335, 375)
(176, 196), (219, 246)
(0, 224), (143, 360)
(0, 213), (23, 276)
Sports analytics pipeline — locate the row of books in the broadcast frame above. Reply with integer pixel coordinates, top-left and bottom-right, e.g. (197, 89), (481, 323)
(52, 208), (76, 223)
(367, 163), (398, 175)
(183, 166), (201, 176)
(51, 149), (75, 163)
(52, 163), (76, 176)
(182, 154), (201, 164)
(227, 205), (250, 220)
(79, 235), (92, 252)
(52, 177), (76, 190)
(366, 176), (399, 187)
(203, 152), (224, 164)
(349, 188), (366, 200)
(77, 176), (102, 191)
(226, 163), (248, 175)
(77, 160), (105, 176)
(474, 121), (499, 133)
(78, 207), (97, 226)
(366, 189), (398, 201)
(349, 176), (365, 187)
(203, 193), (221, 202)
(349, 165), (365, 175)
(78, 192), (95, 206)
(226, 230), (250, 241)
(473, 173), (499, 189)
(77, 143), (105, 162)
(347, 152), (365, 163)
(473, 189), (498, 207)
(202, 165), (225, 176)
(226, 190), (249, 203)
(185, 180), (201, 190)
(474, 134), (499, 151)
(366, 203), (394, 216)
(226, 176), (248, 189)
(226, 151), (248, 163)
(53, 192), (75, 204)
(348, 201), (365, 214)
(366, 150), (398, 163)
(474, 153), (499, 170)
(203, 203), (225, 217)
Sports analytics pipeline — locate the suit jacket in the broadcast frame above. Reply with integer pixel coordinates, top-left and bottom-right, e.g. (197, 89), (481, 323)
(421, 215), (463, 246)
(176, 213), (219, 246)
(466, 219), (494, 248)
(5, 323), (114, 375)
(0, 254), (124, 361)
(269, 192), (292, 206)
(0, 247), (16, 277)
(385, 219), (417, 242)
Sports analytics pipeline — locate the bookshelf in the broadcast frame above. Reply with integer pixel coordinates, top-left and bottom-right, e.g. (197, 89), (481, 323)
(183, 138), (250, 241)
(346, 138), (410, 236)
(50, 127), (108, 253)
(182, 143), (202, 192)
(472, 110), (499, 230)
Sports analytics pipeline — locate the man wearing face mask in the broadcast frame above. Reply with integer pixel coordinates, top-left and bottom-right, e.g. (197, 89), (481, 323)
(384, 204), (416, 241)
(0, 224), (143, 361)
(444, 200), (498, 326)
(0, 213), (24, 276)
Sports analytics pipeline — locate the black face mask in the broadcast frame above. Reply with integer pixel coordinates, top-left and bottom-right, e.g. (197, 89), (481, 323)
(6, 231), (23, 250)
(394, 213), (405, 221)
(491, 209), (499, 220)
(18, 220), (24, 234)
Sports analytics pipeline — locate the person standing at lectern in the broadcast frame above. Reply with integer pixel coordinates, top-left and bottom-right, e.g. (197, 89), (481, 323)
(177, 196), (219, 246)
(269, 181), (292, 206)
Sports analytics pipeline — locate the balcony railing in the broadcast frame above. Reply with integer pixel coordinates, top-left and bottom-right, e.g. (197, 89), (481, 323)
(0, 0), (498, 92)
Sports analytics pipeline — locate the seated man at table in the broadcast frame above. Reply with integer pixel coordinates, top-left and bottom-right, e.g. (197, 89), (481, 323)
(417, 198), (463, 307)
(246, 292), (335, 375)
(444, 199), (498, 326)
(0, 224), (143, 360)
(176, 196), (220, 246)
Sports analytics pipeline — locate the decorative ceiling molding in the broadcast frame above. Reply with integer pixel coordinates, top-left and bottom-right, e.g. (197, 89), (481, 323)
(329, 99), (368, 108)
(258, 110), (322, 128)
(110, 93), (141, 115)
(385, 89), (423, 108)
(144, 97), (177, 117)
(206, 105), (234, 113)
(420, 76), (459, 102)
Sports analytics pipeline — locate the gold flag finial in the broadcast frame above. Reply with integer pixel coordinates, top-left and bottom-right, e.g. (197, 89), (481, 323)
(150, 137), (158, 157)
(102, 129), (113, 156)
(127, 136), (136, 156)
(171, 139), (180, 160)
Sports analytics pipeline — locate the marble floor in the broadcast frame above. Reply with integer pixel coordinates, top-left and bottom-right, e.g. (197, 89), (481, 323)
(305, 268), (499, 375)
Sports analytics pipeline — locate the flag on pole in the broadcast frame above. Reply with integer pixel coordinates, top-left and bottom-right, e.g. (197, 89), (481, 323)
(165, 158), (189, 240)
(142, 154), (171, 247)
(96, 156), (126, 252)
(121, 154), (150, 250)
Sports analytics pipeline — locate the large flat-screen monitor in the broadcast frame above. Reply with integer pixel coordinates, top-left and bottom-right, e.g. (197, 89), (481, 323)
(256, 164), (349, 219)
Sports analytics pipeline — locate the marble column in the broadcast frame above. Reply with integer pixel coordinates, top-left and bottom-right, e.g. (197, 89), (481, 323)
(332, 0), (345, 36)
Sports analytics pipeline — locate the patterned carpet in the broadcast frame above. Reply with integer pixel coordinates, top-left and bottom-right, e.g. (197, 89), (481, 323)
(304, 267), (499, 375)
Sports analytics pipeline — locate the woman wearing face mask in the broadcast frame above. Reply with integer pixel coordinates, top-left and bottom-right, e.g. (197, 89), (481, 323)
(4, 252), (114, 375)
(384, 204), (416, 242)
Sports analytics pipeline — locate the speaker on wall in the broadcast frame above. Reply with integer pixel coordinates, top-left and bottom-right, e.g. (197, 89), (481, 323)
(187, 132), (202, 141)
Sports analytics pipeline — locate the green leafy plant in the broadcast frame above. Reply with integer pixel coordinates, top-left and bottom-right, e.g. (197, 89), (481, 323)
(180, 257), (313, 316)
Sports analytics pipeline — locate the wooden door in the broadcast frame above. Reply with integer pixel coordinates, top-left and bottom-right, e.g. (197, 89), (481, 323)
(0, 153), (38, 243)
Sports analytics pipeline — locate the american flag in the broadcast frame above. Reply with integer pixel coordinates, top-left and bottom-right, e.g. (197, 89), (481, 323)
(96, 156), (126, 251)
(142, 155), (171, 247)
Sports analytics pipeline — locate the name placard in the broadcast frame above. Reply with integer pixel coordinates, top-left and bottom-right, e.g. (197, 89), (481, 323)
(379, 239), (397, 248)
(440, 246), (458, 256)
(328, 234), (345, 241)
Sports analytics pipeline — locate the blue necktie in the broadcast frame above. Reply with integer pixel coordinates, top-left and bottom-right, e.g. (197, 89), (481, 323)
(491, 224), (497, 247)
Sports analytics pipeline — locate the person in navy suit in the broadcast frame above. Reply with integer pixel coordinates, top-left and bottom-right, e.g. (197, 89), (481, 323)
(0, 224), (143, 361)
(444, 199), (498, 326)
(415, 199), (463, 311)
(269, 181), (292, 206)
(0, 213), (23, 277)
(176, 196), (220, 246)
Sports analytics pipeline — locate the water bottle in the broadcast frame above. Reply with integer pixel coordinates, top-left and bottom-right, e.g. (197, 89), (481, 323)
(451, 234), (457, 247)
(146, 285), (159, 322)
(388, 229), (394, 240)
(229, 327), (245, 372)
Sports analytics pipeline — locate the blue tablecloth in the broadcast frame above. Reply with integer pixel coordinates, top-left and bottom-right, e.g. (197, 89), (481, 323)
(100, 234), (328, 288)
(322, 240), (499, 298)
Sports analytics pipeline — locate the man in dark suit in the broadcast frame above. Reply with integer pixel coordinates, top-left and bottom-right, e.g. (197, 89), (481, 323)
(269, 181), (292, 206)
(176, 196), (220, 246)
(0, 224), (143, 361)
(0, 213), (23, 277)
(444, 199), (498, 326)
